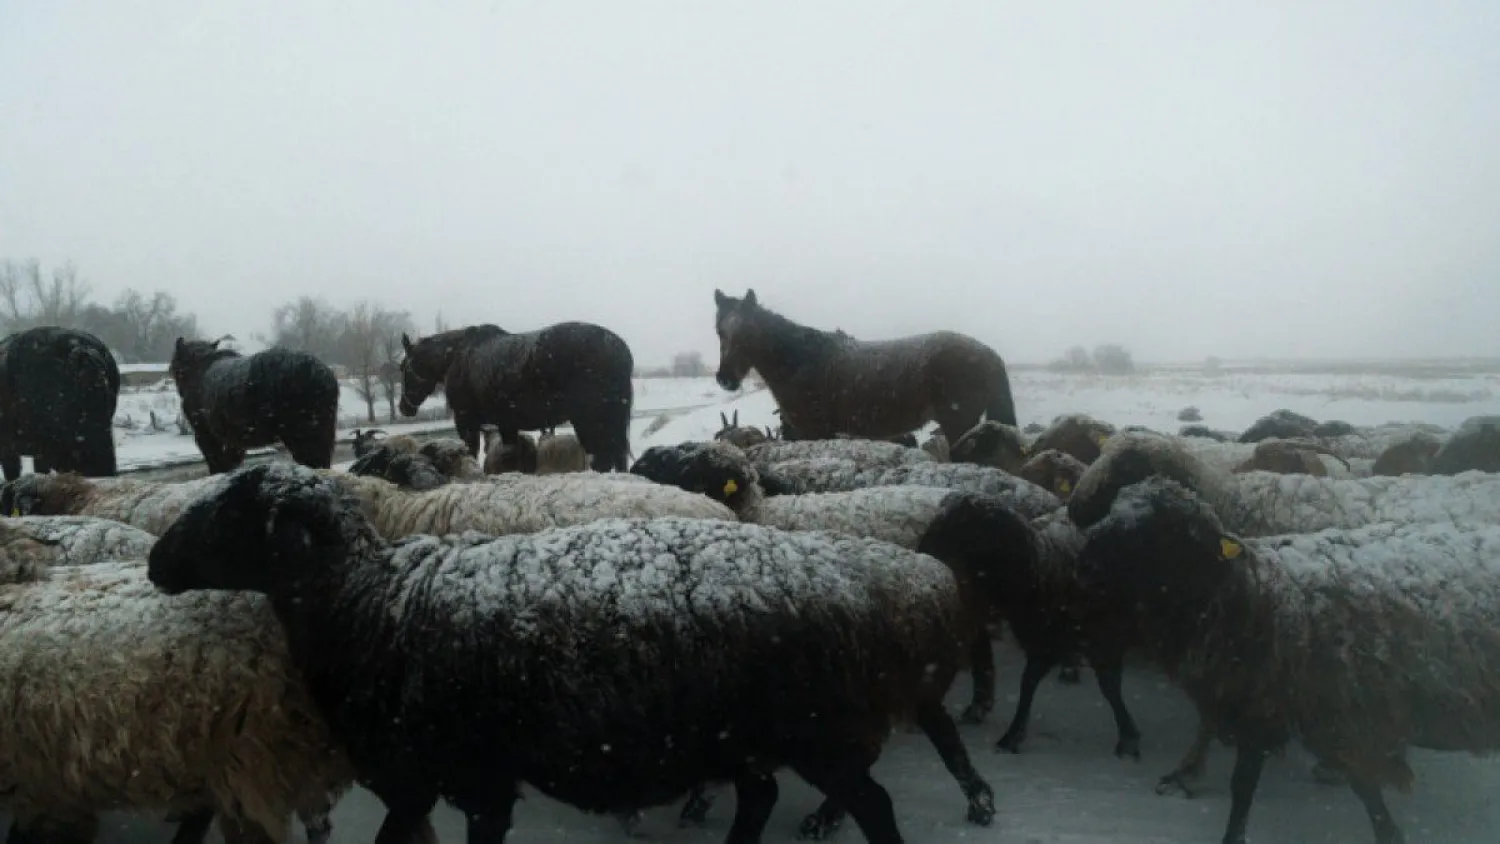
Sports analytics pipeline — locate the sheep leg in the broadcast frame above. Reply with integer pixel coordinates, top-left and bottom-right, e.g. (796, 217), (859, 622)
(1157, 718), (1215, 797)
(958, 631), (995, 724)
(677, 782), (718, 827)
(1057, 650), (1083, 685)
(793, 764), (903, 844)
(1220, 744), (1271, 844)
(725, 772), (779, 844)
(1089, 646), (1142, 760)
(1349, 776), (1406, 844)
(915, 700), (996, 826)
(995, 652), (1055, 753)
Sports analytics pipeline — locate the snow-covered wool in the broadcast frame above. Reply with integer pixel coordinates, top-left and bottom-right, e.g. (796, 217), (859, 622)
(1029, 413), (1117, 465)
(917, 500), (1141, 758)
(1068, 431), (1500, 537)
(948, 420), (1026, 472)
(1077, 475), (1500, 844)
(0, 562), (354, 842)
(0, 472), (230, 535)
(534, 432), (590, 474)
(147, 462), (996, 844)
(1017, 450), (1087, 500)
(417, 437), (486, 481)
(340, 466), (737, 539)
(0, 515), (157, 583)
(760, 456), (1063, 521)
(1319, 422), (1451, 461)
(744, 437), (935, 469)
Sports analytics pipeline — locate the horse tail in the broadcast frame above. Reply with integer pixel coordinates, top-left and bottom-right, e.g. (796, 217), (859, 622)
(984, 360), (1019, 427)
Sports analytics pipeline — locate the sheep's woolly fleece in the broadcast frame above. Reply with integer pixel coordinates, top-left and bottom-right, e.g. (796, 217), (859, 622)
(0, 516), (157, 584)
(3, 474), (231, 535)
(740, 485), (960, 551)
(1097, 485), (1500, 791)
(0, 562), (352, 835)
(764, 457), (1062, 521)
(351, 471), (737, 539)
(744, 438), (935, 469)
(1070, 432), (1500, 536)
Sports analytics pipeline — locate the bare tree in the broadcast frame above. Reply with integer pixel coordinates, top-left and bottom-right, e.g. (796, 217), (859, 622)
(340, 302), (415, 423)
(266, 297), (346, 362)
(0, 259), (91, 332)
(671, 350), (709, 377)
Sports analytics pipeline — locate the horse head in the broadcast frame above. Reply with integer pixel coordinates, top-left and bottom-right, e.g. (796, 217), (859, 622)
(169, 335), (236, 389)
(712, 288), (761, 392)
(398, 332), (451, 417)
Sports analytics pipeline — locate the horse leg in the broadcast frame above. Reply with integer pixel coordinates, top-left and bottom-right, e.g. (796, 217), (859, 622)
(569, 392), (632, 473)
(284, 414), (337, 470)
(32, 454), (53, 475)
(0, 452), (19, 481)
(451, 411), (483, 458)
(936, 408), (984, 447)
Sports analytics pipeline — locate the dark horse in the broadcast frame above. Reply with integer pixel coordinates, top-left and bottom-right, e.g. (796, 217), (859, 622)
(0, 325), (121, 480)
(713, 289), (1017, 442)
(169, 337), (340, 474)
(398, 322), (635, 472)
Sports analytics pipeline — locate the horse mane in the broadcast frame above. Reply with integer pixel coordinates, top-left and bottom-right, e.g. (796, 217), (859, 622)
(739, 301), (846, 372)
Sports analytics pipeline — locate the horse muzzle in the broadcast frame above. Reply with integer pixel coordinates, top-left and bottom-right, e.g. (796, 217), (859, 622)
(397, 398), (420, 417)
(716, 372), (742, 392)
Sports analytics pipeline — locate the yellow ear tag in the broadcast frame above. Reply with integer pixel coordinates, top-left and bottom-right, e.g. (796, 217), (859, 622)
(723, 479), (739, 496)
(8, 508), (17, 518)
(1219, 538), (1243, 560)
(1057, 479), (1072, 495)
(1095, 433), (1110, 448)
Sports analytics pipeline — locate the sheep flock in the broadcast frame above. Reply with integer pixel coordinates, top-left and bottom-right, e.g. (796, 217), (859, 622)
(1, 401), (1498, 844)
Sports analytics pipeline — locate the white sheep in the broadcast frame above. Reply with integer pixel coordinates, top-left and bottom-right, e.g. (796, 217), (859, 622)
(0, 562), (356, 844)
(146, 462), (997, 844)
(0, 515), (157, 583)
(759, 456), (1063, 521)
(0, 473), (228, 535)
(743, 437), (935, 469)
(534, 431), (590, 474)
(1079, 476), (1500, 844)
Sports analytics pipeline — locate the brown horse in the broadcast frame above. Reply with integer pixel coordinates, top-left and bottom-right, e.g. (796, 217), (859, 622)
(398, 322), (635, 472)
(713, 289), (1017, 442)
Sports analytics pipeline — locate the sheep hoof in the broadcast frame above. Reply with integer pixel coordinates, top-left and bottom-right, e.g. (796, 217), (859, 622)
(1115, 736), (1142, 760)
(1057, 666), (1082, 685)
(796, 813), (842, 840)
(994, 733), (1024, 754)
(1154, 771), (1200, 799)
(965, 790), (996, 827)
(958, 703), (991, 725)
(1310, 760), (1348, 787)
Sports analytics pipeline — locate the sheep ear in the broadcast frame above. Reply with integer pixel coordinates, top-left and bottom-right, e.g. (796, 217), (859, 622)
(1218, 537), (1243, 560)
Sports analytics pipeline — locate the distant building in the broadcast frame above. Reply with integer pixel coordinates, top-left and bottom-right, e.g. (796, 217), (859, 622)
(119, 362), (170, 388)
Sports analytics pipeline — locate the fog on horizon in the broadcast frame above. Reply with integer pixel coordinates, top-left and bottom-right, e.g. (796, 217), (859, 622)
(2, 0), (1497, 367)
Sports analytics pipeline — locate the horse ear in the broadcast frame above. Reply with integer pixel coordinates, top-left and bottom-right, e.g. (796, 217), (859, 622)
(174, 337), (186, 353)
(743, 289), (758, 308)
(714, 289), (728, 307)
(401, 333), (414, 353)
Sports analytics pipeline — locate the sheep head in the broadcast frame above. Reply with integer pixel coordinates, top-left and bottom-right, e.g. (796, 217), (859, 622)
(1077, 476), (1243, 613)
(0, 473), (90, 518)
(630, 441), (760, 512)
(1067, 433), (1217, 529)
(949, 420), (1026, 472)
(149, 462), (352, 597)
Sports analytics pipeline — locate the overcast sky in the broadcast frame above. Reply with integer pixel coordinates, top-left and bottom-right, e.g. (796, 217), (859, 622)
(2, 0), (1497, 365)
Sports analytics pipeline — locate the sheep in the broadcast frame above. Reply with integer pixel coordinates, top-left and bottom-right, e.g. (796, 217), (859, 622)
(0, 561), (356, 844)
(416, 437), (486, 480)
(0, 515), (157, 583)
(743, 437), (936, 469)
(713, 409), (774, 449)
(534, 430), (591, 474)
(1231, 438), (1351, 477)
(947, 420), (1026, 472)
(1179, 424), (1233, 442)
(1068, 431), (1500, 538)
(146, 462), (997, 844)
(1372, 430), (1443, 476)
(346, 447), (449, 490)
(920, 432), (950, 462)
(1029, 413), (1117, 465)
(754, 455), (1063, 521)
(1431, 414), (1500, 475)
(632, 441), (1127, 755)
(0, 473), (230, 535)
(483, 431), (538, 474)
(349, 427), (387, 458)
(1076, 475), (1500, 844)
(1237, 408), (1319, 443)
(1017, 449), (1087, 501)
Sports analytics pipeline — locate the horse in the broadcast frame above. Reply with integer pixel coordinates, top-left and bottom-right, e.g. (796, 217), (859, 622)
(0, 325), (121, 480)
(712, 288), (1018, 442)
(169, 337), (340, 473)
(398, 321), (635, 472)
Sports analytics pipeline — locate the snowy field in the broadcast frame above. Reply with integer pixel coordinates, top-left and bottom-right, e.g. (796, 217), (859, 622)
(10, 365), (1500, 843)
